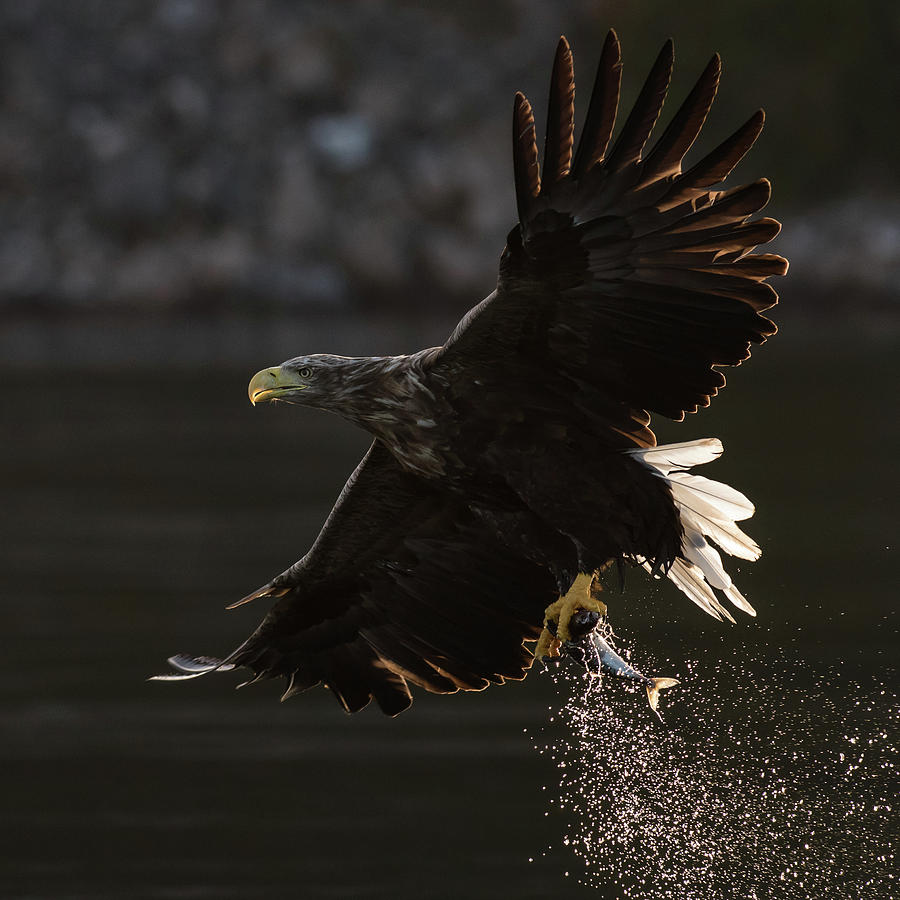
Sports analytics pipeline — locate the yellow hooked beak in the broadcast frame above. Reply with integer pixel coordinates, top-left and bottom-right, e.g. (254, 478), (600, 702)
(247, 366), (308, 405)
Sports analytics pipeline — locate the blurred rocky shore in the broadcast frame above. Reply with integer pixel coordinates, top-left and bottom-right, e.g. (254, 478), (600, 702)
(1, 0), (896, 354)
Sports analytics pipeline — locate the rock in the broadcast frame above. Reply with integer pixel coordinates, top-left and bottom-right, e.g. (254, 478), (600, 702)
(267, 140), (328, 249)
(164, 75), (210, 129)
(93, 144), (172, 227)
(308, 114), (374, 173)
(156, 0), (215, 34)
(0, 227), (54, 301)
(244, 257), (348, 308)
(268, 27), (337, 98)
(0, 0), (893, 317)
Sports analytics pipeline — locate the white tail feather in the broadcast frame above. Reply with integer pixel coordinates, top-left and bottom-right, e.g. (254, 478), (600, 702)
(724, 583), (756, 616)
(634, 437), (724, 471)
(629, 438), (759, 619)
(679, 506), (760, 561)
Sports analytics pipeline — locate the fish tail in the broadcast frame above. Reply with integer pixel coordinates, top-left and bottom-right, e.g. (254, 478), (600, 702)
(646, 677), (680, 715)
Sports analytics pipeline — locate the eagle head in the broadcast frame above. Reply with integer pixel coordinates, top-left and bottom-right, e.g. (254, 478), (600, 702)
(247, 353), (410, 417)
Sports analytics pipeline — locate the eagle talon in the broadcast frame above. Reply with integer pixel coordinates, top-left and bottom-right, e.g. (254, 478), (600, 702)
(534, 628), (561, 660)
(535, 571), (607, 659)
(550, 572), (607, 641)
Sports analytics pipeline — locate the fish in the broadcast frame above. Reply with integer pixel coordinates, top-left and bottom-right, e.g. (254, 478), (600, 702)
(550, 609), (680, 719)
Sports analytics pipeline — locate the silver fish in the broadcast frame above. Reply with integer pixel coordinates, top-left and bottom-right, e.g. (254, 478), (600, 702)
(557, 610), (679, 718)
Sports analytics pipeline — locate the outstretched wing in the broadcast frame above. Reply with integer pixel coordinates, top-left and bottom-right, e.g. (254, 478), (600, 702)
(157, 442), (557, 715)
(438, 30), (787, 448)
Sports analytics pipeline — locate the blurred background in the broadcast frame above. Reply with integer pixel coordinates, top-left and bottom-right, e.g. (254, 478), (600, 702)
(2, 1), (897, 898)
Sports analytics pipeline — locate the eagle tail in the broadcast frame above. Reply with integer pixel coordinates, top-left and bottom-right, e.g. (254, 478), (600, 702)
(628, 438), (760, 621)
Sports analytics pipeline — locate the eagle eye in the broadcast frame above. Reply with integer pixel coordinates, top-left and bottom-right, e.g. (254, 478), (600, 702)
(299, 367), (313, 379)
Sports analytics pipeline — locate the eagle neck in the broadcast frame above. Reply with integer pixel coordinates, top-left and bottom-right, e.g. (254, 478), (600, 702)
(336, 351), (446, 477)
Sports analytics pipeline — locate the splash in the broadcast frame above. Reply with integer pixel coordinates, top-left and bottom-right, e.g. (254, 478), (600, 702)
(531, 643), (898, 899)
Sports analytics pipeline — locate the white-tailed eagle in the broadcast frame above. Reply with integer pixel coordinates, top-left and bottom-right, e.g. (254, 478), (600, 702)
(155, 30), (785, 715)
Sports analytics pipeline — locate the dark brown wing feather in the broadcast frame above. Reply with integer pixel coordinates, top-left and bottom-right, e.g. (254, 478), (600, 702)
(542, 37), (575, 186)
(639, 53), (720, 184)
(603, 38), (673, 173)
(571, 29), (621, 177)
(439, 30), (787, 449)
(513, 92), (540, 225)
(219, 443), (556, 715)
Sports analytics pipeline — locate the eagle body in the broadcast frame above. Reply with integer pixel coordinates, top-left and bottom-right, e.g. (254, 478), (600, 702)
(156, 31), (786, 715)
(276, 348), (684, 593)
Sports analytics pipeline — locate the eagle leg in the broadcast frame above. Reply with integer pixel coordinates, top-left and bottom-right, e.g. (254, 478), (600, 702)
(535, 571), (607, 659)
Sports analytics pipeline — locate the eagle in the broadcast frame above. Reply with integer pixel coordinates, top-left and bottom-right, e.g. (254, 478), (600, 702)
(155, 30), (786, 716)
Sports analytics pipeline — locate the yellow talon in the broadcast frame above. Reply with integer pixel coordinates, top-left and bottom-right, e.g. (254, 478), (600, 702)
(535, 571), (607, 659)
(534, 628), (560, 660)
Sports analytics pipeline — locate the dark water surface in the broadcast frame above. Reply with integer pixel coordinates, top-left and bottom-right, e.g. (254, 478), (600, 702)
(2, 332), (897, 898)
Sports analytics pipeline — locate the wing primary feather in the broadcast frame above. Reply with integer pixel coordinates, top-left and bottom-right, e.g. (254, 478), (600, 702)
(369, 666), (413, 716)
(572, 28), (621, 177)
(604, 38), (674, 172)
(280, 668), (319, 701)
(319, 645), (376, 714)
(168, 654), (232, 673)
(362, 629), (459, 694)
(640, 53), (721, 184)
(542, 36), (575, 189)
(662, 110), (765, 207)
(513, 91), (540, 224)
(149, 654), (235, 682)
(708, 253), (788, 279)
(657, 179), (771, 235)
(226, 585), (289, 610)
(634, 216), (781, 256)
(235, 670), (269, 689)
